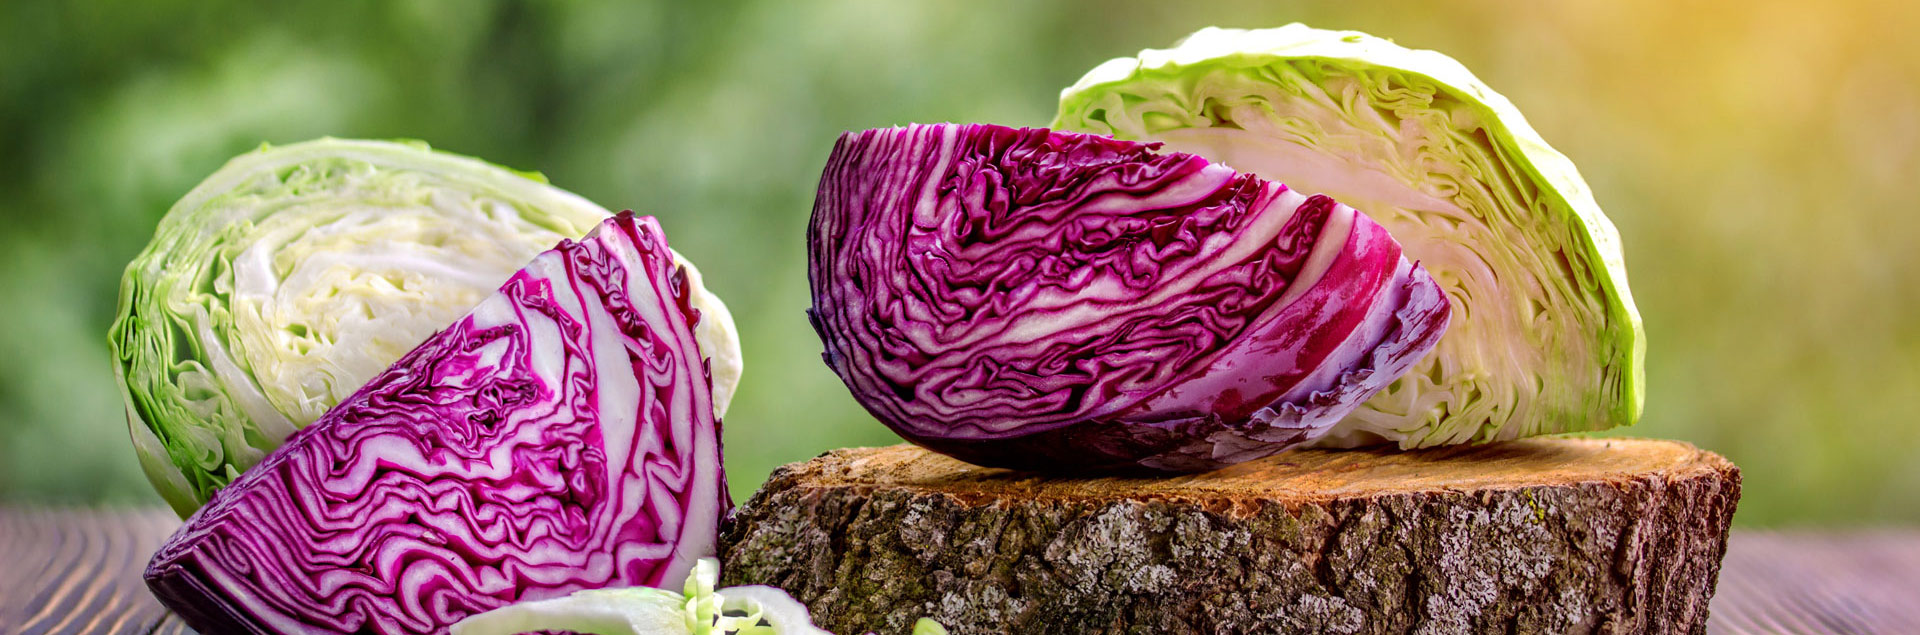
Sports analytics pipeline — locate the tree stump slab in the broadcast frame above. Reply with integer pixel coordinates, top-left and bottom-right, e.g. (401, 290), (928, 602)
(718, 438), (1741, 635)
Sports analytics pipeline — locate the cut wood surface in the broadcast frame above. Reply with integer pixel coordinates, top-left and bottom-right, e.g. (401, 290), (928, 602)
(719, 438), (1742, 635)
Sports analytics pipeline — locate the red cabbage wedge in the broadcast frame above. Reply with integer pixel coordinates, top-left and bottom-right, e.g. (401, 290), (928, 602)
(807, 123), (1450, 473)
(145, 213), (728, 635)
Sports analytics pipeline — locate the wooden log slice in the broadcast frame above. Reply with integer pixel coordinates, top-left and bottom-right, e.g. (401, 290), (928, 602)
(718, 438), (1740, 635)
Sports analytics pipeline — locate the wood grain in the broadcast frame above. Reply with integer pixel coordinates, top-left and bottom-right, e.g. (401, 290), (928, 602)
(1709, 531), (1920, 634)
(0, 507), (190, 635)
(2, 512), (1918, 633)
(784, 437), (1729, 502)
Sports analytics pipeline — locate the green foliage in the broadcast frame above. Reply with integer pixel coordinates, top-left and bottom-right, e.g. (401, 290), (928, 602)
(2, 0), (1917, 526)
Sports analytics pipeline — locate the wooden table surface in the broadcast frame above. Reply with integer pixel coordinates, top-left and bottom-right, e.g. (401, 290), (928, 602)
(3, 507), (1916, 635)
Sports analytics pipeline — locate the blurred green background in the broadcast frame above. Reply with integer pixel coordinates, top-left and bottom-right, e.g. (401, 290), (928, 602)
(2, 0), (1916, 527)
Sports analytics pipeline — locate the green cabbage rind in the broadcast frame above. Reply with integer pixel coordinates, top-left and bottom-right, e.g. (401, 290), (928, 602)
(110, 138), (743, 516)
(1055, 25), (1643, 447)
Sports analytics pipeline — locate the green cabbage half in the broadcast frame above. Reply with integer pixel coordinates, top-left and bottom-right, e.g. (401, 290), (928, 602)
(1055, 25), (1643, 447)
(110, 138), (742, 516)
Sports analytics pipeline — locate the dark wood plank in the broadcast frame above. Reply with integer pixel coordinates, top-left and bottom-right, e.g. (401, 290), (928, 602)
(2, 506), (1918, 634)
(1710, 531), (1920, 635)
(1, 508), (181, 635)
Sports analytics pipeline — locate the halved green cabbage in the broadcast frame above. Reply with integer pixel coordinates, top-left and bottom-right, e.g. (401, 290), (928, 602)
(1055, 25), (1643, 447)
(110, 138), (742, 516)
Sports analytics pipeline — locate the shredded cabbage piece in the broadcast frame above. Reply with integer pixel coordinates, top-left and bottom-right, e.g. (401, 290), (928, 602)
(450, 558), (867, 635)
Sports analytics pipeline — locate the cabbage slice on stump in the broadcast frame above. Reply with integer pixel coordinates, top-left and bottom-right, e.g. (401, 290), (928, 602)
(806, 123), (1449, 473)
(146, 213), (729, 635)
(109, 138), (742, 516)
(1054, 24), (1645, 448)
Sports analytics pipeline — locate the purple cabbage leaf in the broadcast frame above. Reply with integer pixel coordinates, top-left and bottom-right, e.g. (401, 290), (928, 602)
(806, 124), (1450, 473)
(145, 213), (728, 635)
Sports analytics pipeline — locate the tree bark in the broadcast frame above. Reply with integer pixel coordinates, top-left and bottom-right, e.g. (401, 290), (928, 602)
(718, 438), (1741, 635)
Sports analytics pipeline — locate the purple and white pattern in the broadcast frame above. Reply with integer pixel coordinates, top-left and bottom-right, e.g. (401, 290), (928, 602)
(146, 213), (727, 635)
(808, 124), (1449, 473)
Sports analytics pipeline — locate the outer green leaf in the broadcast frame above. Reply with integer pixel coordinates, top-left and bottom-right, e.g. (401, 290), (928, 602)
(1055, 25), (1643, 447)
(110, 138), (742, 516)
